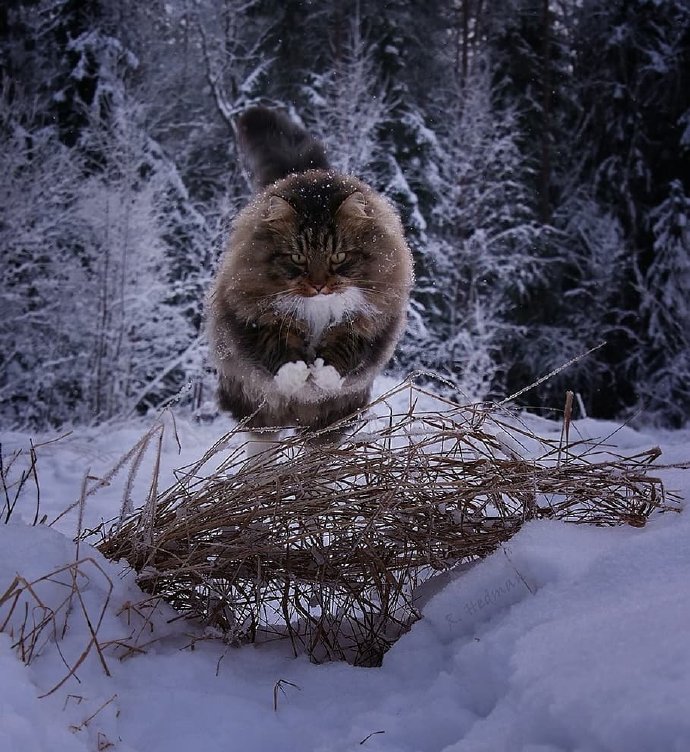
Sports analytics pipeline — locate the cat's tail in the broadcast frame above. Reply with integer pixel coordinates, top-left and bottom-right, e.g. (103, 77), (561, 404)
(235, 106), (330, 191)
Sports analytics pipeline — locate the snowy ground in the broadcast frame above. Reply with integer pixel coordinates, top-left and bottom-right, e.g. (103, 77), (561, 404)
(2, 377), (690, 752)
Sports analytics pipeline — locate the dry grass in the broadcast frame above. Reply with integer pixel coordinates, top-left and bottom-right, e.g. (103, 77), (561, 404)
(0, 557), (113, 696)
(97, 381), (679, 666)
(1, 437), (44, 524)
(1, 432), (175, 691)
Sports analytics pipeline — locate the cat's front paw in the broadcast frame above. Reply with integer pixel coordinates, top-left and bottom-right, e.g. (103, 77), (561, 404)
(274, 360), (310, 396)
(310, 358), (344, 393)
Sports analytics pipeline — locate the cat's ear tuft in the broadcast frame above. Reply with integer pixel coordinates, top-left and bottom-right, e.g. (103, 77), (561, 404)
(263, 195), (296, 223)
(337, 191), (370, 221)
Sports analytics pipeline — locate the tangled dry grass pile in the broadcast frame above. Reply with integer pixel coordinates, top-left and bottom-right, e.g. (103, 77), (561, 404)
(97, 382), (677, 665)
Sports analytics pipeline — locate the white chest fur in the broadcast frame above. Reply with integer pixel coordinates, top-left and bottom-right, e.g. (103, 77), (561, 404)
(273, 288), (375, 343)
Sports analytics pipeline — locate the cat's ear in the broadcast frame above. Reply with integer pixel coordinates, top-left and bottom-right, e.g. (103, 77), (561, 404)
(263, 195), (296, 224)
(337, 191), (370, 222)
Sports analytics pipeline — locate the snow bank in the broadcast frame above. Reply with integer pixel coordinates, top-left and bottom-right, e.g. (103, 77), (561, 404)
(1, 400), (689, 752)
(0, 633), (85, 752)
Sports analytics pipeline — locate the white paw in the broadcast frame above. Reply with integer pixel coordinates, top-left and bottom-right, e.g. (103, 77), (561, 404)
(274, 360), (310, 396)
(310, 358), (344, 393)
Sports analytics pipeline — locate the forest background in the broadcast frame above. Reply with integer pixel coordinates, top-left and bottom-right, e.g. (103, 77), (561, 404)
(1, 0), (689, 429)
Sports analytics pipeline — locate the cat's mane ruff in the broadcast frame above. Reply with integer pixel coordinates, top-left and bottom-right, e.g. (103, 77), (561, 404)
(272, 288), (378, 346)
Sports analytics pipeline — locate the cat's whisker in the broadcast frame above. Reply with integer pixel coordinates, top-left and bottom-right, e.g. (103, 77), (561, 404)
(262, 289), (295, 300)
(263, 291), (301, 341)
(277, 296), (299, 343)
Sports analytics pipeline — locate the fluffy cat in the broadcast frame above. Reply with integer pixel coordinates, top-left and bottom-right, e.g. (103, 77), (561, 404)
(207, 106), (413, 437)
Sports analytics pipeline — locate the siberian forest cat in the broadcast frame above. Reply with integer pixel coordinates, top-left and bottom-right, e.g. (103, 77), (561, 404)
(207, 106), (413, 440)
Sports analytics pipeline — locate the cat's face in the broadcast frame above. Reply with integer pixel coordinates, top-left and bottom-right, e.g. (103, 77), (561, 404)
(223, 173), (411, 335)
(275, 223), (355, 297)
(255, 190), (378, 329)
(264, 191), (370, 296)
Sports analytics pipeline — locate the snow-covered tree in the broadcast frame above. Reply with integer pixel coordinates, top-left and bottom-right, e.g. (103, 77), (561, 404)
(0, 6), (215, 427)
(303, 15), (390, 182)
(506, 196), (638, 417)
(404, 69), (544, 400)
(632, 181), (690, 425)
(75, 100), (202, 420)
(3, 0), (690, 427)
(0, 85), (92, 425)
(565, 0), (690, 421)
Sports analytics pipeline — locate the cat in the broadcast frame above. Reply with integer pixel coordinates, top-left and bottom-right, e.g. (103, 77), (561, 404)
(207, 106), (413, 443)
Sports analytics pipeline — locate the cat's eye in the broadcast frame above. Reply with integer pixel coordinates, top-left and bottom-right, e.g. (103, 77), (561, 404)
(330, 251), (347, 265)
(290, 252), (307, 265)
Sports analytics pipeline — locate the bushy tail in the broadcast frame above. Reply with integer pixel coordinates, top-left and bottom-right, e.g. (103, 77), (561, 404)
(236, 106), (329, 191)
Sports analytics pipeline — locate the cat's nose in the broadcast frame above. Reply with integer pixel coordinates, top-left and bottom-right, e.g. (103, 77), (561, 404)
(311, 283), (331, 295)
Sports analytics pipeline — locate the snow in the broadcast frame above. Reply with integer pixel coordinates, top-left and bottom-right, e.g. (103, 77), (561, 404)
(274, 358), (344, 400)
(310, 357), (344, 392)
(274, 359), (311, 396)
(0, 637), (85, 752)
(1, 379), (690, 752)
